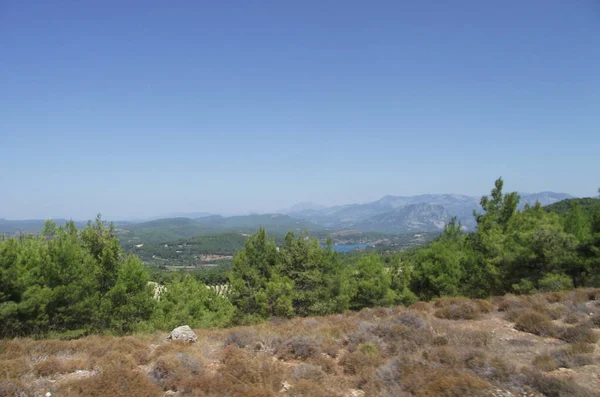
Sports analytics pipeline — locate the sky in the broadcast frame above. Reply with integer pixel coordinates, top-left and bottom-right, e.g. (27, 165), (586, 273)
(1, 1), (599, 220)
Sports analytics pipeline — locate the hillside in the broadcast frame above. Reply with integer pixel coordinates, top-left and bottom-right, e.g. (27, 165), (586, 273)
(3, 289), (600, 397)
(120, 214), (324, 244)
(355, 203), (449, 233)
(545, 198), (600, 216)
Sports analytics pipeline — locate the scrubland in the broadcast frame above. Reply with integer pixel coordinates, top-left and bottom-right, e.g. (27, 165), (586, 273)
(3, 289), (600, 397)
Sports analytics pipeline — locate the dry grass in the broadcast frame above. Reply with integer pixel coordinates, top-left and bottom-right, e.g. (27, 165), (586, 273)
(3, 288), (600, 396)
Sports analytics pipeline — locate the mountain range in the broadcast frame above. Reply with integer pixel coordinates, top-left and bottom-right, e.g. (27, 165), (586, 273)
(282, 192), (575, 233)
(0, 191), (577, 237)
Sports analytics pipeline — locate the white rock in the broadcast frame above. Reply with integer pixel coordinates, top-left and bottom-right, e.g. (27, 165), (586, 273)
(167, 325), (197, 343)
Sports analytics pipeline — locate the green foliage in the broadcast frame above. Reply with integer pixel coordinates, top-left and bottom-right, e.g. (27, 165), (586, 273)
(150, 275), (234, 329)
(0, 218), (155, 337)
(401, 178), (600, 300)
(349, 254), (395, 310)
(537, 273), (574, 292)
(229, 229), (352, 322)
(512, 279), (536, 295)
(545, 198), (600, 218)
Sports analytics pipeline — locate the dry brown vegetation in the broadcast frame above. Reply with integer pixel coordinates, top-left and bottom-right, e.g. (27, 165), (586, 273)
(2, 289), (600, 397)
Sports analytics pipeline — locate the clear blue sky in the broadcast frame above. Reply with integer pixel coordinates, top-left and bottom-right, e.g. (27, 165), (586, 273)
(1, 1), (598, 220)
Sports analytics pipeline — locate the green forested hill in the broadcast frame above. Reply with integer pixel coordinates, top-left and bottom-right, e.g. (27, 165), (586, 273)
(545, 197), (600, 216)
(120, 214), (324, 244)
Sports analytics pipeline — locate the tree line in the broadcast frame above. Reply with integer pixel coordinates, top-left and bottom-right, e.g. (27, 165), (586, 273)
(1, 178), (599, 337)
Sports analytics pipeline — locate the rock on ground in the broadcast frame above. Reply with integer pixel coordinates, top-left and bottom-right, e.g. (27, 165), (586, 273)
(167, 325), (197, 343)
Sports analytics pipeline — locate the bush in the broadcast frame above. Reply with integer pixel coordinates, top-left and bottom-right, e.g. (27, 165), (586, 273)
(34, 357), (86, 377)
(524, 369), (596, 397)
(290, 363), (325, 382)
(394, 311), (428, 330)
(538, 274), (574, 293)
(277, 336), (321, 360)
(339, 350), (383, 375)
(542, 291), (568, 303)
(434, 302), (481, 320)
(420, 370), (492, 396)
(286, 380), (341, 397)
(551, 348), (594, 368)
(588, 314), (600, 328)
(219, 346), (284, 394)
(0, 358), (29, 381)
(224, 328), (256, 348)
(512, 279), (536, 295)
(61, 357), (162, 397)
(557, 325), (599, 344)
(497, 295), (526, 313)
(513, 311), (556, 336)
(564, 311), (583, 325)
(532, 354), (558, 372)
(566, 342), (595, 355)
(409, 301), (431, 312)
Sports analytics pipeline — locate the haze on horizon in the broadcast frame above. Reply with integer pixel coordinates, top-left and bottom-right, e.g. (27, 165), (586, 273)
(1, 1), (598, 220)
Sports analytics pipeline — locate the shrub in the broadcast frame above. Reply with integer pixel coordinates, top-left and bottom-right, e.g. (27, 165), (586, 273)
(432, 297), (465, 308)
(428, 346), (457, 366)
(463, 351), (512, 380)
(0, 358), (29, 381)
(567, 342), (595, 355)
(564, 311), (583, 325)
(340, 350), (383, 375)
(513, 311), (556, 336)
(132, 348), (151, 365)
(277, 336), (321, 360)
(374, 323), (433, 348)
(434, 302), (481, 320)
(546, 305), (568, 320)
(409, 301), (431, 312)
(286, 380), (341, 397)
(219, 346), (284, 394)
(0, 381), (30, 397)
(473, 299), (494, 313)
(376, 357), (404, 389)
(538, 274), (573, 293)
(524, 369), (596, 397)
(306, 353), (337, 375)
(551, 348), (594, 368)
(458, 330), (491, 348)
(61, 358), (162, 397)
(532, 354), (558, 372)
(290, 363), (326, 382)
(34, 357), (86, 377)
(557, 325), (599, 344)
(588, 314), (600, 328)
(497, 295), (522, 312)
(394, 311), (428, 330)
(224, 328), (256, 348)
(419, 370), (491, 397)
(512, 279), (536, 295)
(543, 291), (568, 303)
(358, 342), (380, 356)
(507, 338), (535, 347)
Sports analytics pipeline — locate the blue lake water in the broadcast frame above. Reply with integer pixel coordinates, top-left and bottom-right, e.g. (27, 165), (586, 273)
(331, 243), (372, 253)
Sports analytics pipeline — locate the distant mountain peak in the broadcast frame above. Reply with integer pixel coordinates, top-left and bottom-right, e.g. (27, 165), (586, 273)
(281, 202), (325, 214)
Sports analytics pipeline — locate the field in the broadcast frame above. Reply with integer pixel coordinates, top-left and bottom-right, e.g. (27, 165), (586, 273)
(3, 289), (600, 397)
